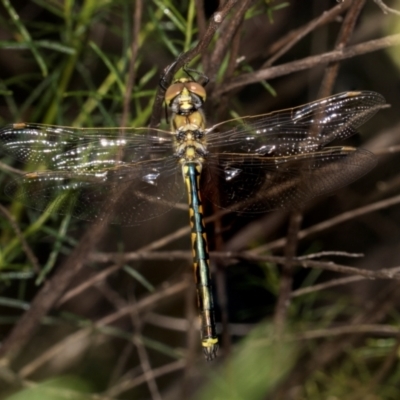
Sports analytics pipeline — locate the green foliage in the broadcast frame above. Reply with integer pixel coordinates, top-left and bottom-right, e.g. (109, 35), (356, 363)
(196, 323), (297, 400)
(5, 376), (92, 400)
(0, 1), (398, 399)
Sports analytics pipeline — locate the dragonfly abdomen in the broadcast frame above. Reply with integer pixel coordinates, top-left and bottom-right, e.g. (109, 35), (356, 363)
(183, 162), (218, 361)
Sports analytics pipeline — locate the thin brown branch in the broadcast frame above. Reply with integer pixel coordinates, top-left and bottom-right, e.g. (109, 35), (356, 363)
(195, 0), (207, 43)
(257, 193), (400, 252)
(263, 0), (352, 67)
(0, 204), (40, 274)
(57, 264), (121, 305)
(365, 335), (400, 390)
(0, 218), (110, 363)
(374, 0), (400, 16)
(275, 282), (400, 398)
(0, 182), (138, 362)
(106, 342), (134, 391)
(214, 17), (242, 118)
(297, 251), (363, 260)
(292, 324), (400, 341)
(207, 0), (254, 82)
(0, 160), (24, 175)
(215, 264), (232, 356)
(89, 250), (400, 281)
(239, 254), (400, 280)
(121, 0), (143, 127)
(105, 360), (185, 397)
(127, 294), (162, 400)
(318, 0), (366, 98)
(149, 0), (239, 129)
(215, 34), (400, 96)
(182, 273), (198, 398)
(294, 258), (400, 280)
(18, 280), (187, 378)
(375, 144), (400, 155)
(291, 275), (365, 297)
(273, 211), (303, 333)
(64, 188), (375, 272)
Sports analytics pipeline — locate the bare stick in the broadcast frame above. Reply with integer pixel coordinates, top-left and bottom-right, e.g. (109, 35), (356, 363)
(318, 0), (366, 98)
(374, 0), (400, 16)
(215, 34), (400, 96)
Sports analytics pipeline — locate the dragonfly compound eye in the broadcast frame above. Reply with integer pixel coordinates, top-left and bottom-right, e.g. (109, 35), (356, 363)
(186, 82), (206, 102)
(165, 82), (185, 106)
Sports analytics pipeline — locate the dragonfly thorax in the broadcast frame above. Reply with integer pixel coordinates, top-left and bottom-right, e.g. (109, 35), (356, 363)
(175, 126), (207, 163)
(172, 108), (207, 164)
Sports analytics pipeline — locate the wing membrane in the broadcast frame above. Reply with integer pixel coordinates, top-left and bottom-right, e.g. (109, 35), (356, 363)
(206, 91), (385, 156)
(6, 157), (183, 225)
(0, 123), (174, 171)
(0, 91), (385, 221)
(202, 147), (376, 212)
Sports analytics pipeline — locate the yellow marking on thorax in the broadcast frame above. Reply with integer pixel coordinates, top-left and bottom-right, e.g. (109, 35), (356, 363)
(172, 110), (205, 131)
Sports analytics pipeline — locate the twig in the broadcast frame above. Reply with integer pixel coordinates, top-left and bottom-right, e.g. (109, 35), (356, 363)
(362, 335), (400, 392)
(0, 178), (137, 362)
(105, 360), (185, 397)
(182, 273), (197, 398)
(121, 0), (143, 127)
(72, 187), (387, 270)
(18, 280), (187, 378)
(0, 160), (24, 175)
(207, 0), (254, 83)
(294, 258), (400, 279)
(89, 250), (400, 281)
(318, 0), (366, 98)
(292, 324), (400, 341)
(195, 0), (207, 40)
(0, 217), (110, 362)
(106, 342), (134, 390)
(127, 293), (162, 400)
(256, 193), (400, 252)
(374, 0), (400, 16)
(0, 204), (40, 274)
(149, 0), (239, 129)
(214, 11), (243, 119)
(291, 274), (365, 297)
(273, 211), (303, 333)
(215, 33), (400, 96)
(57, 264), (121, 306)
(263, 0), (352, 67)
(275, 282), (400, 397)
(297, 251), (364, 260)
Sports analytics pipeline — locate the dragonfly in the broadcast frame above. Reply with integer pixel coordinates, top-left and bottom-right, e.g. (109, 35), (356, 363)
(0, 66), (386, 360)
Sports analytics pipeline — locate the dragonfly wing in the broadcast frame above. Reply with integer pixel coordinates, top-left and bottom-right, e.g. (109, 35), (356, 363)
(206, 91), (386, 155)
(6, 157), (184, 225)
(0, 123), (174, 170)
(201, 148), (376, 212)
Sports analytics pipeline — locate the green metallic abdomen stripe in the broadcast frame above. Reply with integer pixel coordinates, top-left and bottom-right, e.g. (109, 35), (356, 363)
(183, 163), (218, 359)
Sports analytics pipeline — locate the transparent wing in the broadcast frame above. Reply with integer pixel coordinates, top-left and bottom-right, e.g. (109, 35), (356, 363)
(0, 123), (174, 171)
(6, 157), (184, 225)
(0, 123), (184, 225)
(0, 91), (384, 221)
(201, 147), (376, 212)
(206, 91), (386, 155)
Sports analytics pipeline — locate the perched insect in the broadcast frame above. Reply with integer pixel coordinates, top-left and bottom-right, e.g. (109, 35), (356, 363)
(0, 65), (386, 360)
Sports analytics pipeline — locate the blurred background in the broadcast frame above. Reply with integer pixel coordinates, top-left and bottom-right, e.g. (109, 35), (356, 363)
(1, 0), (400, 399)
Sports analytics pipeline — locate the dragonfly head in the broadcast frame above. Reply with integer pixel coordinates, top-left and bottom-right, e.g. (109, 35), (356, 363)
(165, 77), (207, 115)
